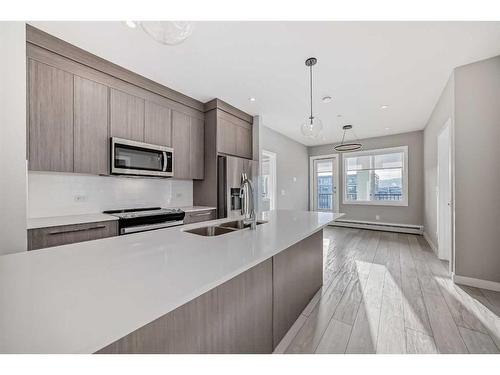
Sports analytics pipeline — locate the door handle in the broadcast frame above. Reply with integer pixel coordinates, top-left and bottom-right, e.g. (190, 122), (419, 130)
(162, 152), (168, 172)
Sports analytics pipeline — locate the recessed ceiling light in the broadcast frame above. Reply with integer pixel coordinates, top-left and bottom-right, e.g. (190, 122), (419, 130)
(322, 96), (333, 103)
(380, 105), (389, 109)
(385, 127), (390, 130)
(248, 97), (256, 102)
(125, 21), (137, 29)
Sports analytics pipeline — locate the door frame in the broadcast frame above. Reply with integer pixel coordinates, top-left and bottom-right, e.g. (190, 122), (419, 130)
(309, 154), (339, 212)
(261, 149), (277, 210)
(437, 118), (455, 275)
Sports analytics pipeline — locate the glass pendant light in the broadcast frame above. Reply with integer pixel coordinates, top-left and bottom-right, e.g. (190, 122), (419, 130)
(140, 21), (195, 45)
(301, 57), (323, 138)
(334, 125), (362, 152)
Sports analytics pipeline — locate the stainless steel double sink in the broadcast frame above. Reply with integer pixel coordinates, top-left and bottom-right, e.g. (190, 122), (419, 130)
(184, 219), (267, 237)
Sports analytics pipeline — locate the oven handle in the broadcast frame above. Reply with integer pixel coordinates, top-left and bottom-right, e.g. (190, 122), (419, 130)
(120, 220), (184, 235)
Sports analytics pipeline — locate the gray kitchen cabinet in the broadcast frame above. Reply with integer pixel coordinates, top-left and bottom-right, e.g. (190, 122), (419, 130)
(145, 101), (172, 146)
(236, 122), (252, 159)
(216, 111), (252, 159)
(172, 110), (191, 179)
(172, 110), (205, 180)
(110, 88), (145, 142)
(183, 209), (216, 224)
(190, 117), (205, 179)
(74, 76), (109, 175)
(272, 229), (323, 347)
(217, 116), (237, 156)
(28, 59), (74, 172)
(28, 221), (118, 251)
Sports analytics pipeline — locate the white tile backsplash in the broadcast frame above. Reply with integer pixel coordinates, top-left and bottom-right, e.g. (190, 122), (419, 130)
(28, 172), (193, 218)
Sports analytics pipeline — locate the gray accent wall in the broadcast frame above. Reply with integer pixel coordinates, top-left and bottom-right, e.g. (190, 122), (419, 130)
(260, 125), (309, 211)
(309, 131), (424, 226)
(453, 56), (500, 283)
(423, 76), (455, 249)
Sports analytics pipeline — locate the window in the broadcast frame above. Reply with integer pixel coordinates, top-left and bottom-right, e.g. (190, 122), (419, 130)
(342, 146), (408, 206)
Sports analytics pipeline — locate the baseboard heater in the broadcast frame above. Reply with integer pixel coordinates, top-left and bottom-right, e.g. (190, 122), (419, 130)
(331, 219), (423, 235)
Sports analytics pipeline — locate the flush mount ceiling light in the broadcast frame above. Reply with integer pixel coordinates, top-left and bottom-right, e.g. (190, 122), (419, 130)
(380, 104), (389, 109)
(301, 57), (323, 139)
(334, 125), (363, 152)
(248, 97), (256, 102)
(138, 21), (195, 45)
(322, 96), (333, 103)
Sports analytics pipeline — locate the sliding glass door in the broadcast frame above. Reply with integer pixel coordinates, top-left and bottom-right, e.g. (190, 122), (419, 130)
(311, 157), (337, 212)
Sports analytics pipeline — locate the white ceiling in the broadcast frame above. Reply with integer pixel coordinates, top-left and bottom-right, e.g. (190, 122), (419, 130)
(30, 21), (500, 146)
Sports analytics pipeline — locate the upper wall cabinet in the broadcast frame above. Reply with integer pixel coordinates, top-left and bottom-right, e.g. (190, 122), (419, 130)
(172, 110), (205, 180)
(74, 76), (109, 175)
(26, 26), (205, 180)
(217, 110), (253, 159)
(145, 101), (172, 146)
(110, 88), (145, 142)
(28, 60), (74, 172)
(190, 117), (205, 180)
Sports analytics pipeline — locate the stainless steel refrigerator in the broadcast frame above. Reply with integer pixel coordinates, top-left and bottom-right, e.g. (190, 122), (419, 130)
(217, 155), (258, 219)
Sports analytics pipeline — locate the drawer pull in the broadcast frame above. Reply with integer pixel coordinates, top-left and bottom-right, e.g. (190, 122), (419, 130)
(192, 212), (213, 217)
(48, 225), (107, 235)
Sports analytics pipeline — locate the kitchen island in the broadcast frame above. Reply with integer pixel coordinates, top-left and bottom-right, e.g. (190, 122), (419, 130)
(0, 210), (343, 353)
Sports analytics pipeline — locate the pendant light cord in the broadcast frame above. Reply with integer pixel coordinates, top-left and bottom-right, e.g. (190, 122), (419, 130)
(309, 64), (313, 124)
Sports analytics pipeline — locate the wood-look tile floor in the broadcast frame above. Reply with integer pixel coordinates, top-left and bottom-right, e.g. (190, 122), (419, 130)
(274, 227), (500, 354)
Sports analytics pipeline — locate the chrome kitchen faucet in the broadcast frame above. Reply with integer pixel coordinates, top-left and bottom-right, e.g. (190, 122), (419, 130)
(240, 173), (257, 230)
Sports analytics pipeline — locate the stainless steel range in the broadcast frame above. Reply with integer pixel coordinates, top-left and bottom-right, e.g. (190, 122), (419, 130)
(103, 207), (185, 235)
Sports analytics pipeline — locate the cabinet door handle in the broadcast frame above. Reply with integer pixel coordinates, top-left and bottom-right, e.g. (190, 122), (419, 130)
(48, 225), (107, 235)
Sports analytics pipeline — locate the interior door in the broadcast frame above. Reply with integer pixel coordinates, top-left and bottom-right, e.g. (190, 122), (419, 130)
(312, 158), (336, 212)
(438, 121), (452, 262)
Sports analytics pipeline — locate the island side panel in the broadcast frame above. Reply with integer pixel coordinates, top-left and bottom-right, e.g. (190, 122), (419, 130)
(96, 258), (273, 354)
(272, 229), (323, 348)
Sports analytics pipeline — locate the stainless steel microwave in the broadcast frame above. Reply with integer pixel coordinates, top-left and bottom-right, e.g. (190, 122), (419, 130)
(110, 137), (174, 177)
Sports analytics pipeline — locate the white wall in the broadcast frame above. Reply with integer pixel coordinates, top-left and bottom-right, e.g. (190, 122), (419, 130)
(423, 76), (454, 249)
(309, 131), (424, 226)
(28, 172), (193, 218)
(453, 56), (500, 283)
(0, 22), (27, 255)
(424, 56), (500, 285)
(259, 124), (309, 211)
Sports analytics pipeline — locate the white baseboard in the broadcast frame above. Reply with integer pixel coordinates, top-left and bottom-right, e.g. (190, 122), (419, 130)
(423, 231), (438, 255)
(453, 274), (500, 292)
(331, 219), (423, 235)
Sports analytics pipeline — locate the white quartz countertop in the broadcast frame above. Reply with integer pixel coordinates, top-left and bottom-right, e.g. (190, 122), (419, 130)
(1, 210), (343, 353)
(26, 206), (217, 229)
(27, 213), (119, 229)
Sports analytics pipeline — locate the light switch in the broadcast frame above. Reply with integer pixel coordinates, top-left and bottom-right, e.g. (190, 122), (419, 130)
(281, 189), (286, 196)
(293, 177), (297, 182)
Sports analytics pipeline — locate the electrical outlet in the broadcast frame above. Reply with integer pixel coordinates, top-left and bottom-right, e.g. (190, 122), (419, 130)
(375, 215), (380, 220)
(74, 194), (87, 203)
(281, 189), (286, 196)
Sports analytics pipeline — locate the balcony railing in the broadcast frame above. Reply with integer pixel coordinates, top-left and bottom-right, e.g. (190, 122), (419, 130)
(345, 193), (402, 201)
(318, 193), (332, 210)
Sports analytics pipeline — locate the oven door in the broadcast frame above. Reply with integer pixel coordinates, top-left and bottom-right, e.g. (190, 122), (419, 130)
(111, 137), (173, 177)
